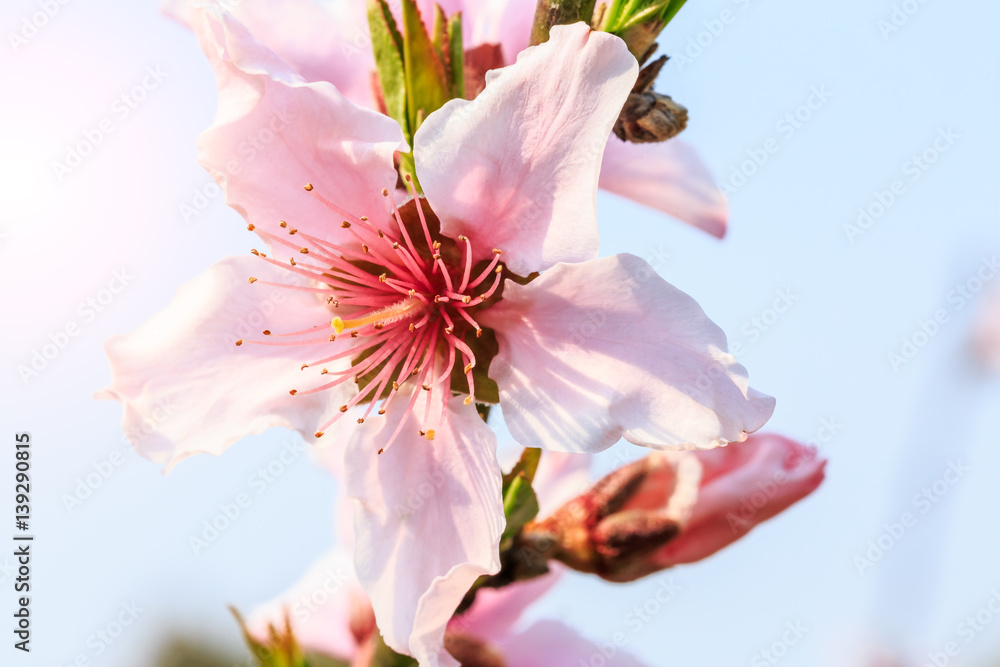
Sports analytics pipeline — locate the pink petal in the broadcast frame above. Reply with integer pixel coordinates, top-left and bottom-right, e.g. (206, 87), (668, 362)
(449, 570), (561, 645)
(494, 0), (535, 63)
(246, 547), (366, 660)
(191, 6), (404, 257)
(98, 256), (348, 470)
(165, 0), (376, 107)
(480, 253), (775, 453)
(654, 434), (826, 566)
(498, 620), (647, 666)
(599, 137), (728, 238)
(414, 23), (638, 276)
(973, 286), (1000, 371)
(343, 389), (505, 666)
(532, 452), (593, 517)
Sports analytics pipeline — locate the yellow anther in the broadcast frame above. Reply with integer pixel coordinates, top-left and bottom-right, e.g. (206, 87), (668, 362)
(248, 277), (257, 284)
(304, 183), (314, 191)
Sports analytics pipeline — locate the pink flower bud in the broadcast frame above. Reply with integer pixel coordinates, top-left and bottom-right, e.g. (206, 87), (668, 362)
(520, 434), (825, 582)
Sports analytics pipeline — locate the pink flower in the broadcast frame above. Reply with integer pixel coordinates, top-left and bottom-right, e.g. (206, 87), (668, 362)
(522, 434), (826, 581)
(248, 454), (648, 666)
(101, 7), (773, 663)
(163, 0), (728, 236)
(973, 286), (1000, 371)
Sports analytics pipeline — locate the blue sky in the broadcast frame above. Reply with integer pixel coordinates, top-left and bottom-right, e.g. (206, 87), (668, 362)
(1, 0), (999, 665)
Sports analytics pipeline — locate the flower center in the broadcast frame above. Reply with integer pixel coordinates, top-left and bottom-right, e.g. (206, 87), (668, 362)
(237, 178), (505, 453)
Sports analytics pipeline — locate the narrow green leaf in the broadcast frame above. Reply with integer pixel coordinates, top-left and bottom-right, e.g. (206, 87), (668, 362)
(501, 473), (540, 548)
(502, 448), (542, 495)
(368, 0), (409, 139)
(402, 0), (449, 135)
(659, 0), (687, 25)
(431, 4), (448, 58)
(447, 12), (465, 99)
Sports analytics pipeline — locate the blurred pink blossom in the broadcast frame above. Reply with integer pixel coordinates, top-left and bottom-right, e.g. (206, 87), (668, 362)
(163, 0), (728, 236)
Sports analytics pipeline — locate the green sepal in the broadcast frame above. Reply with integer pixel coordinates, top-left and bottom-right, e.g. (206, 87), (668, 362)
(447, 13), (465, 99)
(500, 472), (540, 552)
(304, 655), (350, 667)
(372, 634), (419, 667)
(367, 0), (409, 139)
(502, 447), (542, 494)
(402, 0), (449, 136)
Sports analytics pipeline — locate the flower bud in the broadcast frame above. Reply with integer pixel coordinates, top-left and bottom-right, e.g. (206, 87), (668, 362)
(614, 55), (688, 143)
(519, 434), (826, 582)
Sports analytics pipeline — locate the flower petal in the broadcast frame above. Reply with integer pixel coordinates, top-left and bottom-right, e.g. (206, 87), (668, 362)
(191, 5), (404, 256)
(532, 452), (593, 517)
(165, 0), (376, 107)
(246, 547), (366, 661)
(344, 389), (504, 666)
(98, 256), (348, 470)
(652, 434), (826, 566)
(449, 570), (561, 645)
(498, 620), (648, 666)
(599, 137), (728, 238)
(414, 23), (638, 275)
(480, 253), (775, 453)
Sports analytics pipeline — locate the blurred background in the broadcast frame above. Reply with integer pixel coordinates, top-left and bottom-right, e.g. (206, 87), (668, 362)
(1, 0), (999, 665)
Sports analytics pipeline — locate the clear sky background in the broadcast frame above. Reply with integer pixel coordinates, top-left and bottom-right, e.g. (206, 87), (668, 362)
(1, 0), (999, 665)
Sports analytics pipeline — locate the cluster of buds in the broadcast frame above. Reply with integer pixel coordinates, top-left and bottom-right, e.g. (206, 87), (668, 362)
(517, 435), (826, 582)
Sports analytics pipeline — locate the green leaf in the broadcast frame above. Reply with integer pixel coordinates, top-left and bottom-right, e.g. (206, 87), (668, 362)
(368, 0), (409, 139)
(401, 0), (449, 136)
(447, 12), (465, 99)
(304, 655), (350, 667)
(231, 607), (305, 667)
(372, 634), (419, 667)
(500, 472), (540, 550)
(658, 0), (687, 25)
(502, 448), (542, 495)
